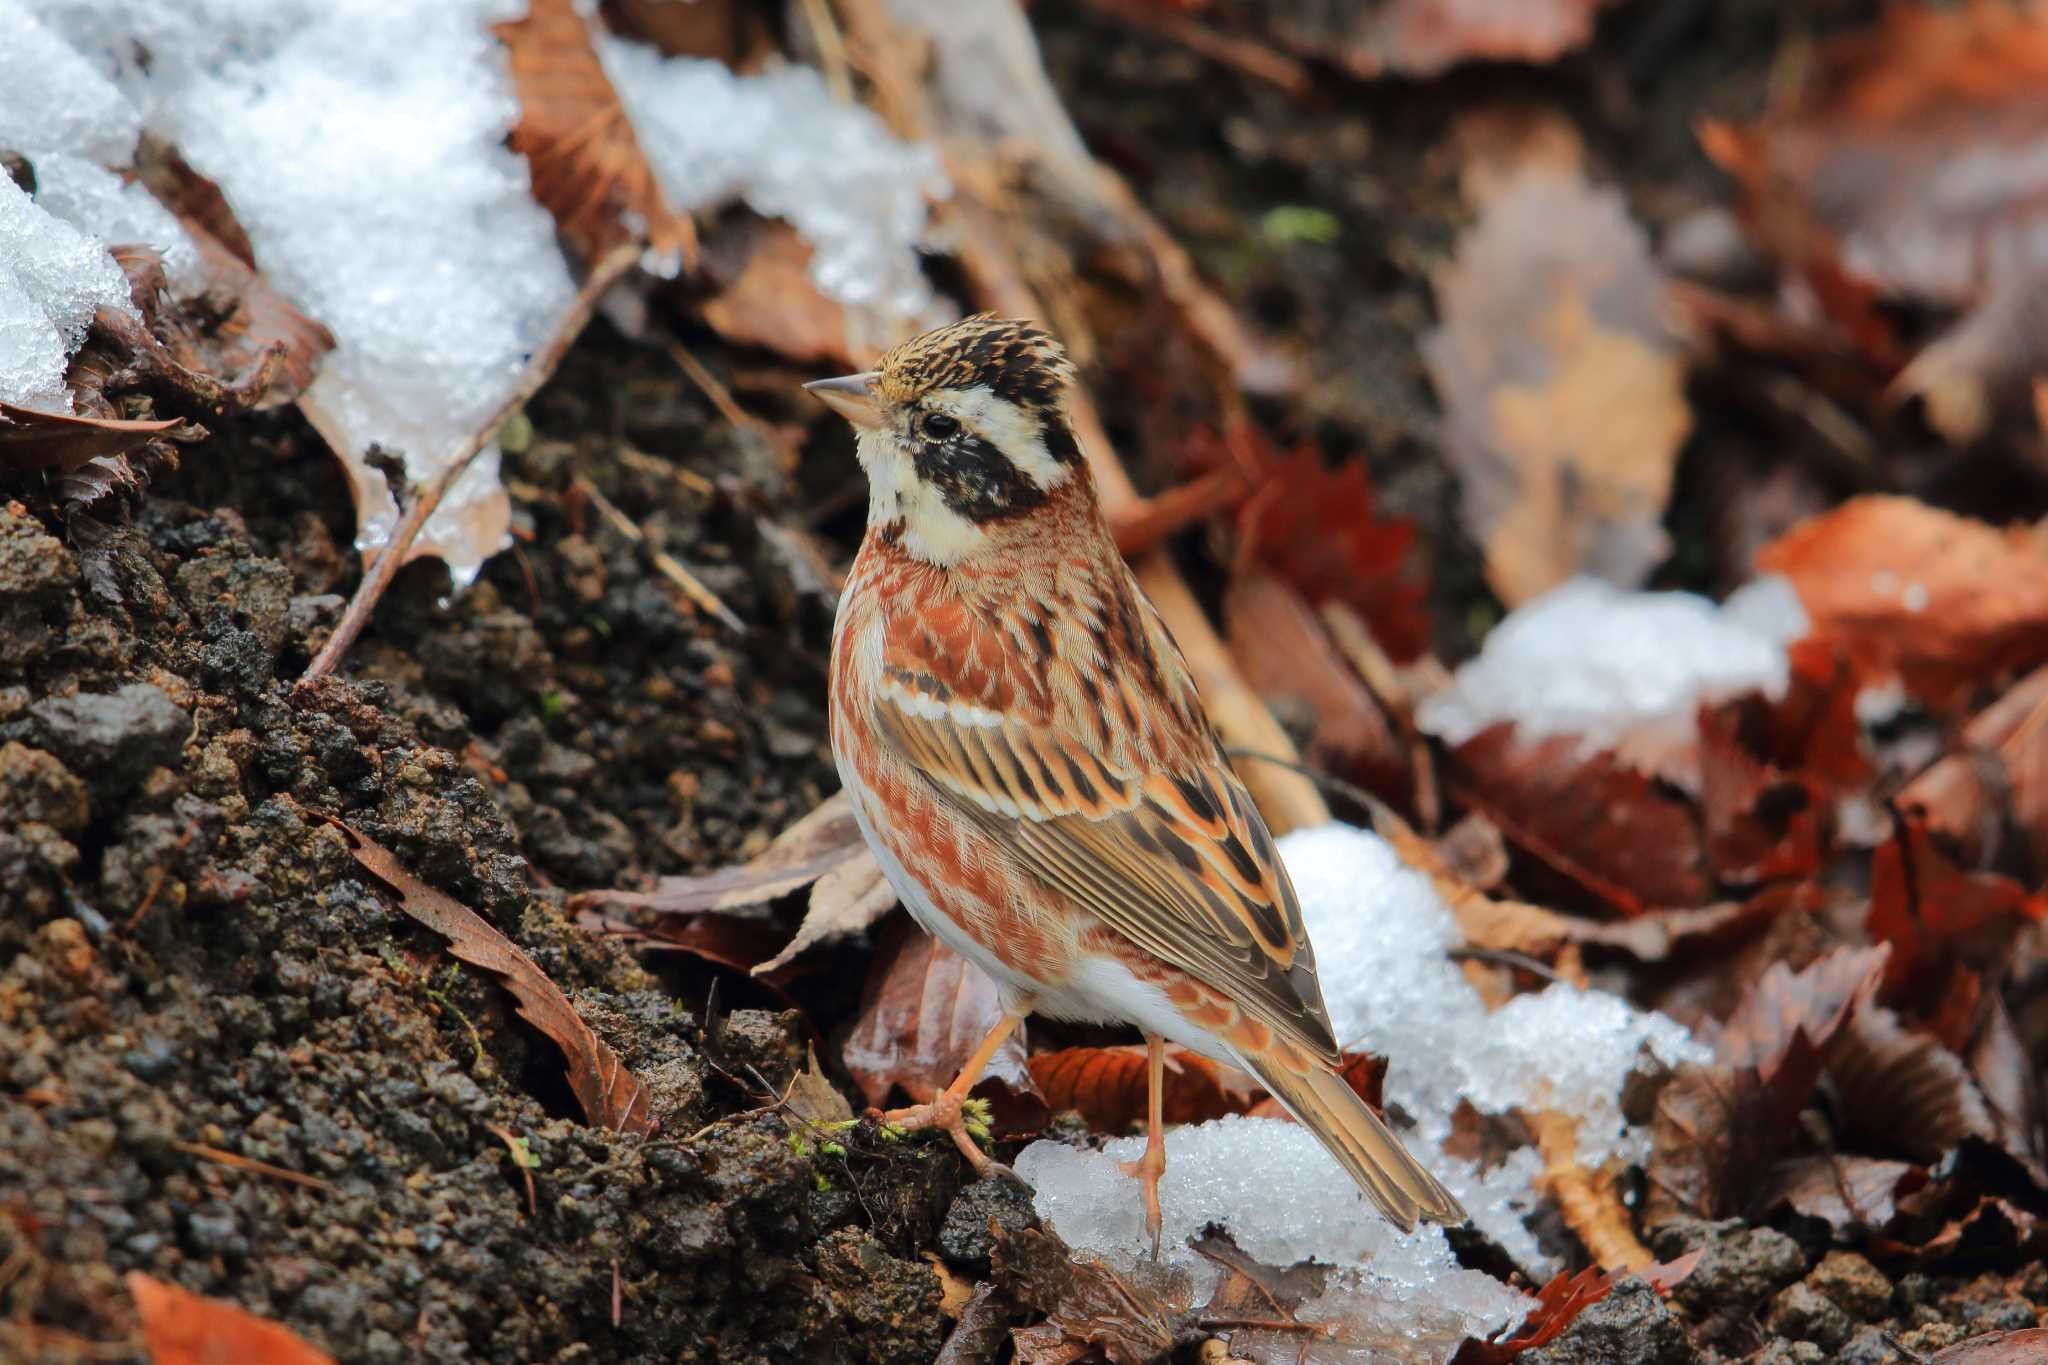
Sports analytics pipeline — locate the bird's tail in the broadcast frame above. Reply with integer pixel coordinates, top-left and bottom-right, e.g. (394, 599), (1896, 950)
(1247, 1059), (1467, 1232)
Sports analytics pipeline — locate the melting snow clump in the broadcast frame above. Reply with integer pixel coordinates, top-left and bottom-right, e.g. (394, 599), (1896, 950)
(1019, 1120), (1531, 1364)
(1417, 575), (1809, 749)
(1020, 822), (1706, 1349)
(0, 174), (133, 412)
(8, 0), (577, 584)
(600, 38), (947, 329)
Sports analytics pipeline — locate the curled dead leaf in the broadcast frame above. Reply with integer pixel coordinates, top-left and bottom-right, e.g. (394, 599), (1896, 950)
(497, 0), (692, 265)
(842, 915), (1037, 1109)
(1028, 1044), (1251, 1132)
(1867, 812), (2048, 1012)
(1446, 725), (1710, 915)
(577, 791), (875, 916)
(1829, 1003), (2000, 1163)
(1424, 150), (1691, 606)
(336, 820), (657, 1135)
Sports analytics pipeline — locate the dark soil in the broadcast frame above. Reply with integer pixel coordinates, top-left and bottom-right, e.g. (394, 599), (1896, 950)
(3, 4), (2044, 1364)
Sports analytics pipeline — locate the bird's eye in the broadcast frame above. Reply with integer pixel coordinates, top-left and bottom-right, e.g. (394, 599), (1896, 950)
(922, 412), (960, 439)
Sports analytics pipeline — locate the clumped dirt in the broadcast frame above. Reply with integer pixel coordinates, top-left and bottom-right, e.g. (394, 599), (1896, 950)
(0, 324), (964, 1362)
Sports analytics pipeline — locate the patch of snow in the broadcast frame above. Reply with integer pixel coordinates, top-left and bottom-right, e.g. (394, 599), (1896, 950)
(1019, 1122), (1530, 1364)
(599, 38), (947, 333)
(1019, 822), (1707, 1344)
(9, 0), (575, 583)
(0, 174), (133, 412)
(1417, 576), (1807, 751)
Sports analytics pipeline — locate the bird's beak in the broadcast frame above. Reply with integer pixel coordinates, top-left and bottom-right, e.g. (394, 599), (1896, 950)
(804, 372), (884, 431)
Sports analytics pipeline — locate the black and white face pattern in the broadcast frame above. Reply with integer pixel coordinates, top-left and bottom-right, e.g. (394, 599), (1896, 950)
(859, 383), (1082, 564)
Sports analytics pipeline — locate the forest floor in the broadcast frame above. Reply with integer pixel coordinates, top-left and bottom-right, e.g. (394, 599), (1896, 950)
(4, 2), (2048, 1363)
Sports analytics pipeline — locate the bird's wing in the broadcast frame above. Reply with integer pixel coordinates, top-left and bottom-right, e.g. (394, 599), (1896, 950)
(873, 589), (1342, 1065)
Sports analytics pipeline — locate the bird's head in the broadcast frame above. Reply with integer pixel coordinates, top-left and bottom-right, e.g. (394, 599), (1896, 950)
(806, 315), (1087, 566)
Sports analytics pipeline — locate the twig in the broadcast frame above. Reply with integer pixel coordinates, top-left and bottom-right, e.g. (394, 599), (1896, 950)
(668, 341), (766, 435)
(801, 0), (854, 103)
(123, 828), (196, 932)
(611, 1256), (624, 1328)
(573, 475), (746, 633)
(167, 1139), (335, 1194)
(297, 243), (640, 689)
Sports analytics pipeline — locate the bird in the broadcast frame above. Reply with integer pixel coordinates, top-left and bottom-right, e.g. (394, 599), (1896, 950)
(807, 315), (1466, 1254)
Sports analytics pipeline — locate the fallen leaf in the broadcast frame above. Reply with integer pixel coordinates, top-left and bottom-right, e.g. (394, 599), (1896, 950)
(1929, 1328), (2048, 1365)
(1259, 0), (1616, 79)
(1899, 662), (2048, 872)
(1222, 572), (1404, 787)
(1893, 264), (2048, 444)
(842, 915), (1037, 1108)
(1969, 996), (2048, 1174)
(1646, 945), (1887, 1223)
(576, 791), (875, 916)
(993, 1225), (1188, 1365)
(0, 401), (179, 479)
(754, 848), (897, 977)
(336, 820), (657, 1135)
(1423, 152), (1691, 606)
(1028, 1045), (1248, 1132)
(697, 216), (857, 367)
(1531, 1109), (1653, 1271)
(496, 0), (691, 265)
(1453, 1250), (1700, 1364)
(1867, 813), (2048, 1012)
(1705, 2), (2048, 312)
(1446, 725), (1710, 915)
(1829, 1003), (2000, 1163)
(1761, 1155), (1926, 1236)
(129, 1271), (336, 1365)
(1756, 496), (2048, 705)
(1214, 431), (1430, 661)
(1698, 706), (1829, 887)
(1718, 942), (1891, 1073)
(782, 1042), (855, 1129)
(934, 1280), (1011, 1365)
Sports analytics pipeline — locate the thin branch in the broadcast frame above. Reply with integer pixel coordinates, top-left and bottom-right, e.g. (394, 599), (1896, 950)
(297, 243), (640, 689)
(574, 474), (746, 632)
(168, 1139), (335, 1194)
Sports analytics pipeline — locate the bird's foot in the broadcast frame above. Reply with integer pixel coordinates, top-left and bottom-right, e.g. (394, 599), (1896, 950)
(1120, 1140), (1166, 1261)
(873, 1094), (1008, 1179)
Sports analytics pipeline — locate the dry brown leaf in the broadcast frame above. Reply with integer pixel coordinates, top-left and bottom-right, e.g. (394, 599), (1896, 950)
(782, 1041), (855, 1129)
(1762, 1155), (1925, 1236)
(578, 791), (874, 916)
(337, 821), (657, 1135)
(698, 216), (858, 367)
(1698, 706), (1829, 888)
(496, 0), (691, 265)
(754, 848), (897, 977)
(1531, 1109), (1652, 1271)
(1453, 1251), (1701, 1364)
(992, 1225), (1187, 1365)
(129, 1271), (336, 1365)
(1900, 663), (2048, 872)
(1830, 1003), (2000, 1163)
(1759, 496), (2048, 705)
(1707, 1), (2048, 312)
(1929, 1328), (2048, 1364)
(1260, 0), (1616, 79)
(1867, 813), (2048, 1012)
(1646, 945), (1888, 1224)
(1222, 572), (1403, 789)
(842, 915), (1036, 1108)
(0, 401), (179, 477)
(1894, 265), (2048, 444)
(1028, 1044), (1250, 1132)
(1424, 151), (1691, 606)
(1446, 725), (1710, 915)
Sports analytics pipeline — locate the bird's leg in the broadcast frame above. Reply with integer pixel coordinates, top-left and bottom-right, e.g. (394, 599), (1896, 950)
(878, 1007), (1029, 1177)
(1119, 1033), (1168, 1260)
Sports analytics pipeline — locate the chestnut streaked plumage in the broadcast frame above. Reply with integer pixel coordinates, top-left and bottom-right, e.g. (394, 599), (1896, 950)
(811, 315), (1465, 1256)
